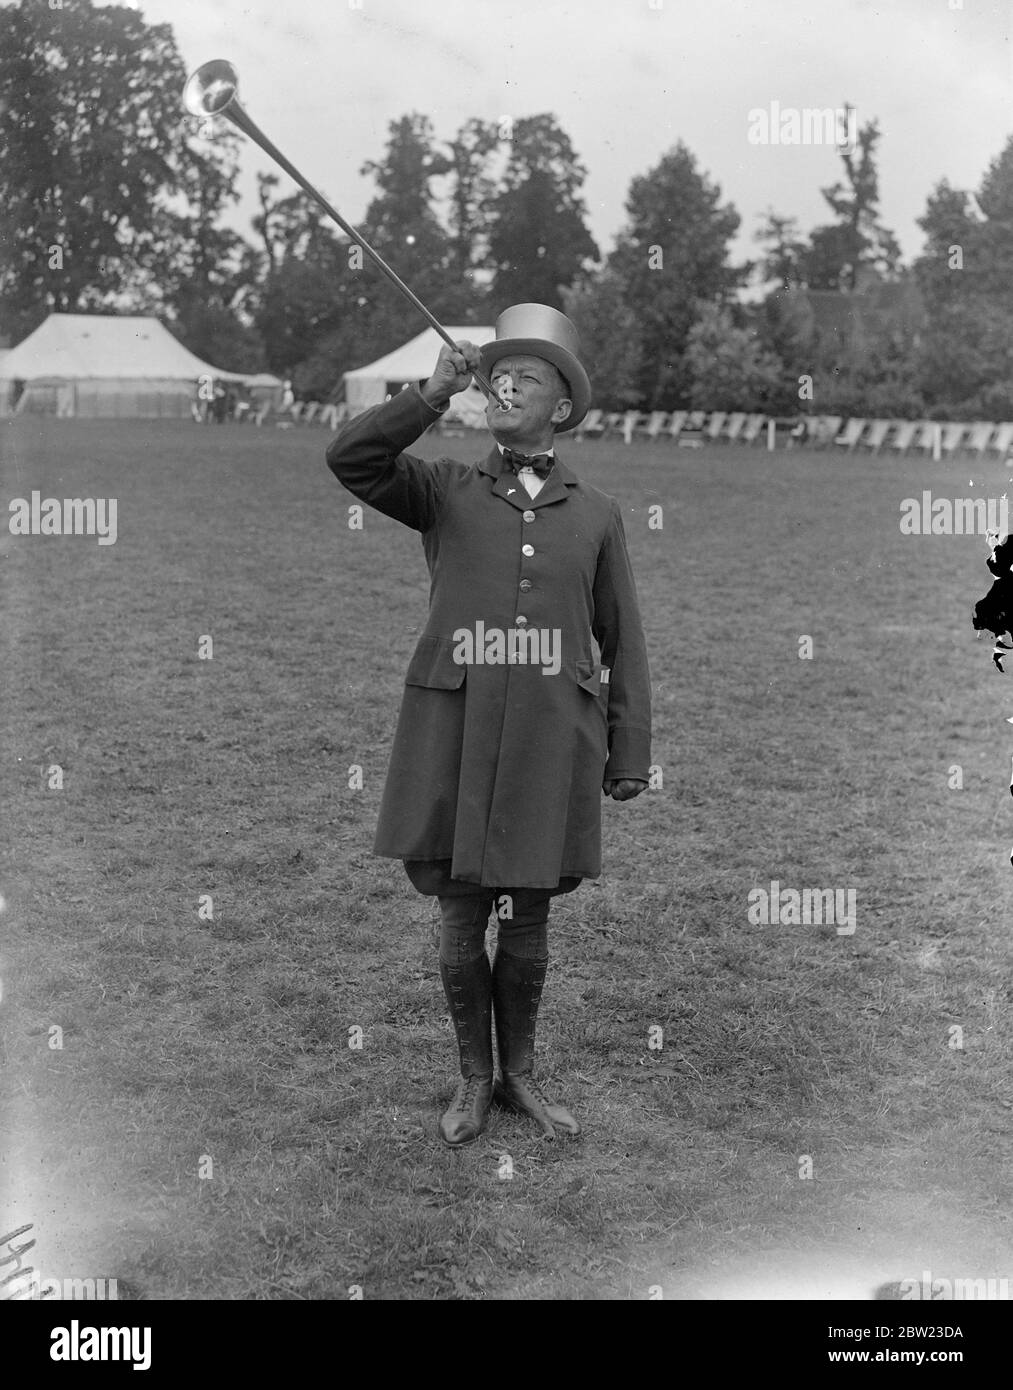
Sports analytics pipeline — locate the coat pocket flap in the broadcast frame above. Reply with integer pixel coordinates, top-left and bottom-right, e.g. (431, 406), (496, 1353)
(575, 660), (609, 695)
(405, 637), (466, 689)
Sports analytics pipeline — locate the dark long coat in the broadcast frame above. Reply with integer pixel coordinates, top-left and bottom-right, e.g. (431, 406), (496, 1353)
(326, 387), (651, 888)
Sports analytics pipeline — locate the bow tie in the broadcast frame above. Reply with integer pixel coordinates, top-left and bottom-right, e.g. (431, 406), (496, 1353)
(501, 448), (554, 479)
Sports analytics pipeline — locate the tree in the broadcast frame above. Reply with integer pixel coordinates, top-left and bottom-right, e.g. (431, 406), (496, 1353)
(252, 210), (351, 379)
(442, 117), (499, 291)
(606, 142), (745, 408)
(252, 172), (342, 273)
(758, 288), (814, 389)
(251, 121), (456, 394)
(562, 267), (641, 412)
(359, 113), (467, 322)
(754, 211), (809, 291)
(0, 0), (242, 343)
(486, 115), (599, 309)
(160, 133), (265, 370)
(685, 302), (784, 412)
(914, 144), (1013, 417)
(751, 112), (917, 414)
(803, 111), (901, 290)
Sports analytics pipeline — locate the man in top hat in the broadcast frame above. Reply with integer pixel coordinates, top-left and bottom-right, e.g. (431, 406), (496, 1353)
(326, 303), (651, 1145)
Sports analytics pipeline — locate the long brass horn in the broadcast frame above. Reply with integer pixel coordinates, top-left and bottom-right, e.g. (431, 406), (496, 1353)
(182, 59), (505, 408)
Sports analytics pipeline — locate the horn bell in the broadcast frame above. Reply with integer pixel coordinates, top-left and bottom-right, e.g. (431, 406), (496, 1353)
(183, 59), (240, 118)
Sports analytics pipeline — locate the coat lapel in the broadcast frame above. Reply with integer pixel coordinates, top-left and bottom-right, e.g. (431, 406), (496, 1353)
(526, 464), (573, 509)
(479, 447), (578, 511)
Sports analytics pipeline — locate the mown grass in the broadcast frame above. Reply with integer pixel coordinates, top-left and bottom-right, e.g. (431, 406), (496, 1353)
(1, 416), (1011, 1299)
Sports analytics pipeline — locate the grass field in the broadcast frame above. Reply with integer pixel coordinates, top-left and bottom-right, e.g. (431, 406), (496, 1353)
(2, 416), (1011, 1301)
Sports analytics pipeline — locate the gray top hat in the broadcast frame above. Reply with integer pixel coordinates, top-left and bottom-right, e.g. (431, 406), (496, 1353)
(479, 303), (592, 432)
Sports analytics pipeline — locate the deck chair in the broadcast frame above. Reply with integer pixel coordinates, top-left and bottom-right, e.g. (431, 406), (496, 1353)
(574, 408), (605, 440)
(834, 418), (867, 451)
(812, 415), (842, 448)
(678, 411), (706, 448)
(939, 422), (967, 457)
(666, 410), (688, 441)
(793, 417), (820, 448)
(860, 420), (892, 454)
(301, 401), (321, 426)
(723, 412), (747, 442)
(675, 411), (706, 448)
(620, 410), (641, 444)
(787, 418), (808, 448)
(987, 423), (1013, 459)
(886, 421), (919, 454)
(740, 414), (766, 445)
(962, 422), (995, 458)
(638, 411), (670, 441)
(703, 412), (727, 441)
(910, 421), (937, 453)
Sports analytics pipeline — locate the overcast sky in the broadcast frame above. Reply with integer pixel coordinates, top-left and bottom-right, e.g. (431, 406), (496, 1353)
(127, 0), (1010, 282)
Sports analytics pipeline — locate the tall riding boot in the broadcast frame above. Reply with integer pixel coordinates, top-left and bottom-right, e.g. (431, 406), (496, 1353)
(438, 955), (494, 1146)
(492, 949), (581, 1137)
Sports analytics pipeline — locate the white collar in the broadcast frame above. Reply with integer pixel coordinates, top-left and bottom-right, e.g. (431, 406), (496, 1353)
(496, 442), (555, 460)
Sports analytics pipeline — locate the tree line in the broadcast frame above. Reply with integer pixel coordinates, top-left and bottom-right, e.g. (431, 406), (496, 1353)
(1, 0), (1010, 420)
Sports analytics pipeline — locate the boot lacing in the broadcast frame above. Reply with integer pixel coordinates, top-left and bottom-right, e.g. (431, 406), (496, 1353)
(454, 1075), (486, 1112)
(514, 1073), (551, 1110)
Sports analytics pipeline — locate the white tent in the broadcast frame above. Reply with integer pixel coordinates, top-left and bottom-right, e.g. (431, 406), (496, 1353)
(343, 326), (495, 416)
(0, 313), (281, 419)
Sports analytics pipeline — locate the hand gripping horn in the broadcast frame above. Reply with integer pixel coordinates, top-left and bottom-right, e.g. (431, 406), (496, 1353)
(182, 60), (507, 409)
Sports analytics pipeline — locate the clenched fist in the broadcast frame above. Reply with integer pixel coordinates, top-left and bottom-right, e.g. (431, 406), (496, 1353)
(603, 779), (648, 801)
(420, 340), (482, 409)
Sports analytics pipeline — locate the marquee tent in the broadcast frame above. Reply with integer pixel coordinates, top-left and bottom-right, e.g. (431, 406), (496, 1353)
(342, 326), (495, 418)
(0, 313), (281, 419)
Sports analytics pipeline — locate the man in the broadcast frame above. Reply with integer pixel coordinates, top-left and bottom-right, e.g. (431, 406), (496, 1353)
(326, 304), (651, 1145)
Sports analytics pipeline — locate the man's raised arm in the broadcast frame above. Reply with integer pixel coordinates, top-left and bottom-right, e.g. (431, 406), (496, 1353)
(325, 341), (483, 532)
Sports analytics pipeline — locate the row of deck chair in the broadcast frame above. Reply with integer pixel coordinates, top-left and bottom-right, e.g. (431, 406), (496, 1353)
(573, 409), (772, 446)
(570, 408), (1013, 458)
(253, 400), (352, 428)
(807, 416), (1013, 458)
(269, 400), (1013, 460)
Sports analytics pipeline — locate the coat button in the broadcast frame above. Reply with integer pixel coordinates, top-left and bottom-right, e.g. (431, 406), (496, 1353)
(523, 510), (536, 522)
(519, 579), (532, 592)
(516, 615), (528, 626)
(522, 544), (534, 556)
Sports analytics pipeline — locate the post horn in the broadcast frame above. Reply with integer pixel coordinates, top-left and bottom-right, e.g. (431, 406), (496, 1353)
(182, 60), (506, 409)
